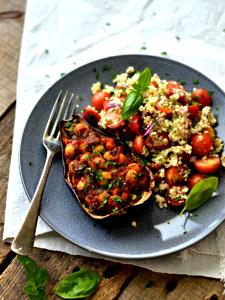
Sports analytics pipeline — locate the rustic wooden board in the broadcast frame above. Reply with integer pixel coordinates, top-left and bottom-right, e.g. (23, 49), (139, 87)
(1, 0), (225, 299)
(0, 0), (26, 117)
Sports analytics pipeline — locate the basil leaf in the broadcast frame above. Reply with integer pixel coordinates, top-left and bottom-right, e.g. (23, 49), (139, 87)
(55, 269), (101, 299)
(181, 177), (218, 214)
(122, 91), (144, 120)
(17, 255), (49, 300)
(137, 67), (152, 91)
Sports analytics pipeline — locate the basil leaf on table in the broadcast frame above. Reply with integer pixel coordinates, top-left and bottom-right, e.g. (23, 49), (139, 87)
(122, 67), (152, 120)
(17, 255), (49, 300)
(55, 269), (101, 299)
(181, 176), (218, 214)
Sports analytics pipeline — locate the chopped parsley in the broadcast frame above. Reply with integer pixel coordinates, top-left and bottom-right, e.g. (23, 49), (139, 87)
(89, 169), (103, 181)
(175, 36), (180, 41)
(105, 160), (118, 166)
(179, 80), (186, 85)
(60, 72), (66, 77)
(161, 51), (167, 55)
(223, 28), (225, 32)
(106, 22), (111, 26)
(28, 161), (32, 166)
(215, 106), (220, 112)
(100, 197), (108, 207)
(102, 64), (110, 72)
(107, 177), (123, 190)
(140, 46), (147, 50)
(78, 96), (84, 102)
(44, 49), (49, 54)
(168, 125), (173, 131)
(165, 72), (170, 76)
(208, 90), (214, 96)
(193, 79), (199, 85)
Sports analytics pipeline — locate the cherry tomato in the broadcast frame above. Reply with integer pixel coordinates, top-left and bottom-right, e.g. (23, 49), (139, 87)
(188, 174), (206, 189)
(149, 162), (162, 171)
(203, 126), (215, 141)
(191, 133), (213, 157)
(194, 157), (221, 174)
(91, 92), (111, 111)
(188, 104), (200, 119)
(82, 107), (100, 124)
(167, 81), (185, 96)
(105, 107), (125, 130)
(192, 88), (212, 107)
(165, 166), (184, 186)
(133, 135), (144, 155)
(156, 100), (172, 117)
(145, 133), (170, 150)
(167, 186), (187, 207)
(129, 115), (142, 135)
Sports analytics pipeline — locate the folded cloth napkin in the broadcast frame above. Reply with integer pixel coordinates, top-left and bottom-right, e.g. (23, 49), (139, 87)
(4, 0), (225, 279)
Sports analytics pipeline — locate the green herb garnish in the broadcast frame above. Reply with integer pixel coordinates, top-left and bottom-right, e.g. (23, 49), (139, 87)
(193, 79), (199, 85)
(140, 46), (147, 50)
(161, 51), (167, 55)
(29, 161), (32, 166)
(106, 22), (111, 26)
(122, 67), (152, 120)
(107, 177), (123, 190)
(44, 49), (49, 54)
(175, 36), (180, 41)
(55, 269), (101, 299)
(17, 255), (49, 300)
(102, 64), (110, 72)
(179, 80), (186, 85)
(208, 90), (215, 96)
(60, 72), (66, 77)
(181, 177), (218, 214)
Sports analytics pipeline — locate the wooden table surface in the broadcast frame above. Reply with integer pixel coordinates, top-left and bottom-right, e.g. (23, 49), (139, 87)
(0, 1), (225, 299)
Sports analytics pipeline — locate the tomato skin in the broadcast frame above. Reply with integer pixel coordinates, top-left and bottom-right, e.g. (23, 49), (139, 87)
(129, 115), (142, 135)
(165, 166), (184, 186)
(188, 104), (200, 119)
(149, 162), (162, 171)
(191, 133), (213, 157)
(194, 157), (221, 174)
(167, 197), (185, 207)
(192, 88), (212, 107)
(156, 101), (172, 117)
(203, 126), (215, 141)
(145, 133), (170, 151)
(188, 174), (206, 189)
(91, 92), (111, 111)
(82, 107), (100, 124)
(105, 107), (125, 130)
(133, 135), (144, 155)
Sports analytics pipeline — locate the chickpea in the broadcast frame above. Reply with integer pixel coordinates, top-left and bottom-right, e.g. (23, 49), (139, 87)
(64, 143), (76, 157)
(105, 138), (116, 150)
(93, 145), (105, 153)
(103, 151), (115, 161)
(74, 122), (88, 135)
(80, 152), (91, 162)
(77, 180), (85, 191)
(89, 156), (105, 169)
(118, 153), (128, 164)
(125, 169), (139, 184)
(128, 163), (142, 173)
(79, 141), (88, 153)
(102, 171), (112, 180)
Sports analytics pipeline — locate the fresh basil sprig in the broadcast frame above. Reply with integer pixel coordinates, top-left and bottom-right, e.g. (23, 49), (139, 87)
(17, 255), (49, 300)
(122, 67), (152, 120)
(181, 177), (218, 214)
(55, 268), (101, 299)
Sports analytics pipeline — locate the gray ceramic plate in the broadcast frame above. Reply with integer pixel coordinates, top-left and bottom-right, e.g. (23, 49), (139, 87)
(19, 55), (225, 259)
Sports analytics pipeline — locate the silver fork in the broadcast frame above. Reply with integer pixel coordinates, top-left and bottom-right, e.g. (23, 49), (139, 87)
(11, 90), (77, 256)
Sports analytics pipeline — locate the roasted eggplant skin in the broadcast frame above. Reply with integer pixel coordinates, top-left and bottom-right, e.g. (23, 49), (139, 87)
(60, 115), (154, 220)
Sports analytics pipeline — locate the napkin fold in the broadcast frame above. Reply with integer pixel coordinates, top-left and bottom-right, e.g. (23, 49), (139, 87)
(4, 0), (225, 279)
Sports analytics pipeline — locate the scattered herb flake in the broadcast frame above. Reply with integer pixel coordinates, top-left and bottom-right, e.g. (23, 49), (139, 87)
(183, 231), (187, 234)
(215, 106), (220, 112)
(161, 51), (167, 55)
(92, 67), (97, 73)
(208, 90), (215, 96)
(45, 74), (50, 78)
(96, 72), (100, 80)
(223, 28), (225, 32)
(106, 22), (111, 26)
(78, 96), (84, 102)
(28, 161), (32, 166)
(44, 49), (49, 54)
(175, 36), (180, 41)
(140, 46), (147, 50)
(60, 72), (66, 77)
(165, 72), (170, 76)
(179, 80), (186, 85)
(102, 64), (110, 72)
(193, 79), (199, 85)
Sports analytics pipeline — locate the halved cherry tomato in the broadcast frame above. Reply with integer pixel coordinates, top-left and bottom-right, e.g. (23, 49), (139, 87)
(105, 107), (125, 130)
(133, 135), (144, 155)
(194, 157), (221, 174)
(191, 133), (213, 157)
(167, 186), (187, 207)
(203, 126), (215, 141)
(156, 100), (172, 117)
(188, 174), (206, 189)
(192, 88), (212, 107)
(145, 133), (170, 150)
(165, 166), (184, 186)
(82, 107), (100, 124)
(167, 81), (185, 96)
(91, 92), (111, 111)
(129, 115), (142, 135)
(149, 162), (162, 171)
(188, 104), (200, 119)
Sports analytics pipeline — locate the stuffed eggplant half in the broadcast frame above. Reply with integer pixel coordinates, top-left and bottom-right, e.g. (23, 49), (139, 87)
(60, 115), (154, 219)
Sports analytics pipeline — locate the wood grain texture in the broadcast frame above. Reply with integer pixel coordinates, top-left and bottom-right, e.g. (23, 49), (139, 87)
(0, 0), (26, 117)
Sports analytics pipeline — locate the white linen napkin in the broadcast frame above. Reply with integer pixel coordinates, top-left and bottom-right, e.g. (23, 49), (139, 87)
(3, 0), (225, 278)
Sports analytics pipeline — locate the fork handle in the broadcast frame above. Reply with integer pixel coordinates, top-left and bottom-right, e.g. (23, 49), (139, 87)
(11, 150), (55, 255)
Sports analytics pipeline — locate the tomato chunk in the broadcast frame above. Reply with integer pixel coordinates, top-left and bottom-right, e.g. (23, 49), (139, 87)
(133, 135), (144, 155)
(145, 133), (170, 151)
(105, 107), (125, 130)
(188, 104), (200, 119)
(194, 157), (221, 174)
(156, 100), (172, 117)
(91, 92), (111, 111)
(191, 133), (213, 157)
(165, 166), (184, 186)
(188, 174), (206, 189)
(82, 107), (100, 124)
(192, 88), (212, 107)
(129, 115), (142, 135)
